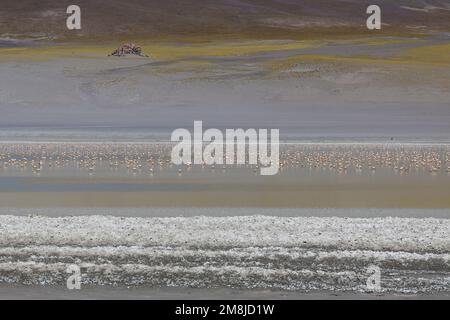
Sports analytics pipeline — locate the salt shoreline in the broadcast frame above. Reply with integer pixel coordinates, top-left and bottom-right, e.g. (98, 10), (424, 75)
(1, 214), (449, 252)
(0, 213), (449, 294)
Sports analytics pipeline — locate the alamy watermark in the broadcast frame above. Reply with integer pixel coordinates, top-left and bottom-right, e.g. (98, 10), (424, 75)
(66, 264), (82, 290)
(65, 4), (380, 31)
(366, 265), (382, 292)
(66, 5), (81, 30)
(367, 5), (381, 30)
(171, 121), (279, 175)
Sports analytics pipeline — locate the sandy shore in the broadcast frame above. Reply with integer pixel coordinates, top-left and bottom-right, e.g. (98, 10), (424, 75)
(1, 35), (450, 141)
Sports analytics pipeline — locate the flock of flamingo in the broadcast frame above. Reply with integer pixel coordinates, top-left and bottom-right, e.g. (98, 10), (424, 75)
(0, 143), (449, 176)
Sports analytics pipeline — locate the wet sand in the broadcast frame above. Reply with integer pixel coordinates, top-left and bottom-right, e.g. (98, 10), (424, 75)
(1, 285), (449, 300)
(1, 207), (449, 218)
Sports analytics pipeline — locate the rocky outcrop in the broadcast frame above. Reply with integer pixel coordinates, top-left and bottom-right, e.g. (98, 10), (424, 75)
(109, 43), (149, 57)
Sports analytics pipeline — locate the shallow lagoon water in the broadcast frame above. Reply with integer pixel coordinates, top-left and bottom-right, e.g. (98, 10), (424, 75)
(1, 142), (450, 207)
